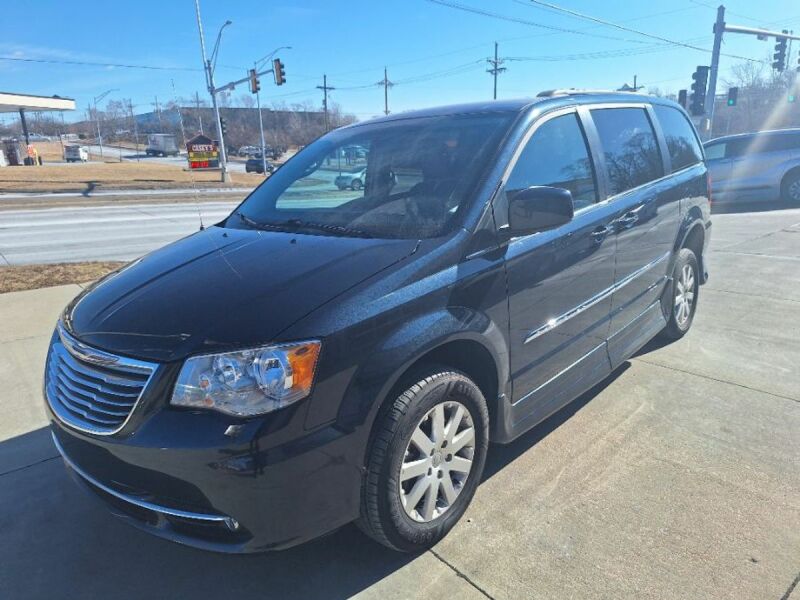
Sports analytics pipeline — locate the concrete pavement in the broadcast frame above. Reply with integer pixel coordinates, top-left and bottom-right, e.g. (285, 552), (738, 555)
(0, 206), (798, 599)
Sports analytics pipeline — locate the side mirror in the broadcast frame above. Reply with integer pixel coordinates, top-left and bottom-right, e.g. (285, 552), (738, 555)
(505, 186), (574, 236)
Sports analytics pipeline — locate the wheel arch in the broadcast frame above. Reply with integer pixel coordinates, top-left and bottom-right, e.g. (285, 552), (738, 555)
(349, 309), (509, 469)
(675, 210), (706, 283)
(780, 165), (800, 196)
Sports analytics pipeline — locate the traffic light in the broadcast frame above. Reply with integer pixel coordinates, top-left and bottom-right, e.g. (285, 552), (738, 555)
(677, 89), (687, 109)
(727, 87), (738, 107)
(690, 66), (709, 116)
(220, 117), (228, 137)
(273, 58), (286, 86)
(249, 68), (260, 94)
(773, 32), (788, 72)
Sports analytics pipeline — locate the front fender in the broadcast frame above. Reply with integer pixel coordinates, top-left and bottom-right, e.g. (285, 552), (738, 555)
(337, 306), (509, 439)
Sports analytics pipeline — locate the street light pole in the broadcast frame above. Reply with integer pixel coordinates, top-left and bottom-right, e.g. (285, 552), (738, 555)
(194, 0), (230, 183)
(254, 46), (291, 176)
(254, 60), (268, 176)
(93, 88), (117, 161)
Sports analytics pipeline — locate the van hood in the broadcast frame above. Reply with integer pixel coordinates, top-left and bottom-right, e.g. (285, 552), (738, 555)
(63, 226), (418, 362)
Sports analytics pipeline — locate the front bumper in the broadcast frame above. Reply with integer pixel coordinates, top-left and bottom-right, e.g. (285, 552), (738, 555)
(47, 400), (365, 553)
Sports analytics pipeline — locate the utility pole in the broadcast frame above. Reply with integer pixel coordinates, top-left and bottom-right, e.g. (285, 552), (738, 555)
(195, 91), (204, 134)
(704, 5), (726, 133)
(194, 0), (230, 182)
(153, 96), (164, 131)
(317, 75), (335, 131)
(128, 100), (140, 162)
(486, 42), (506, 100)
(377, 67), (394, 115)
(702, 8), (800, 134)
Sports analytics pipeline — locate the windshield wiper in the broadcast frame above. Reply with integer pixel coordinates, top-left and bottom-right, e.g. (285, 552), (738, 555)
(284, 218), (373, 238)
(237, 212), (373, 238)
(236, 212), (292, 232)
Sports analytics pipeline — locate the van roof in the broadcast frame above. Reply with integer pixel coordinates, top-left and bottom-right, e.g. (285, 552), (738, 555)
(345, 91), (682, 128)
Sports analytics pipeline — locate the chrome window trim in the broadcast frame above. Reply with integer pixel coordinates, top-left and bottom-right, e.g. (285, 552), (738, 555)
(50, 432), (239, 531)
(46, 323), (158, 436)
(524, 251), (670, 344)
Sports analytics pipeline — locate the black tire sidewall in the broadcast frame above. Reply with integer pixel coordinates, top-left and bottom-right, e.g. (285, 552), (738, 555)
(373, 371), (489, 552)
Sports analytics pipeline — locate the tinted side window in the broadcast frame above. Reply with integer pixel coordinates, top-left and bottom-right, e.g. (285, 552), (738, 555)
(590, 107), (664, 196)
(505, 113), (598, 211)
(761, 134), (800, 153)
(653, 105), (703, 171)
(704, 142), (726, 160)
(725, 138), (749, 158)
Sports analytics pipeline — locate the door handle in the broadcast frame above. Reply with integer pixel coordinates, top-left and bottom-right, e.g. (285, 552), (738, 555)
(591, 224), (613, 241)
(617, 211), (639, 228)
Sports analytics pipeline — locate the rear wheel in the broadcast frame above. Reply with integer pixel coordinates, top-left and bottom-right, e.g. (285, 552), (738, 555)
(358, 368), (489, 552)
(781, 170), (800, 204)
(351, 179), (363, 191)
(661, 248), (699, 341)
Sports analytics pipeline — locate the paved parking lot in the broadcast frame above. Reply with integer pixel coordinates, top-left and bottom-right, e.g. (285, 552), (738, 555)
(0, 203), (798, 599)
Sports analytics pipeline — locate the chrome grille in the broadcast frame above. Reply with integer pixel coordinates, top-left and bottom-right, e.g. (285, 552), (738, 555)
(45, 324), (157, 435)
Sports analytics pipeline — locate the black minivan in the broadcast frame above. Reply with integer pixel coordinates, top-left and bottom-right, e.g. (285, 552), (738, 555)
(46, 91), (711, 553)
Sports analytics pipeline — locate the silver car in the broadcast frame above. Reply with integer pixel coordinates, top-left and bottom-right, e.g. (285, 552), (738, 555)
(704, 129), (800, 203)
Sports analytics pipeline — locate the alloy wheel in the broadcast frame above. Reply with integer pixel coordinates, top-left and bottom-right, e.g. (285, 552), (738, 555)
(674, 263), (695, 328)
(789, 178), (800, 202)
(399, 401), (475, 523)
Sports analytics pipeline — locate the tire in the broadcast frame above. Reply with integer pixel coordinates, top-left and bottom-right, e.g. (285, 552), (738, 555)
(780, 170), (800, 204)
(357, 367), (489, 552)
(351, 179), (363, 191)
(660, 248), (699, 341)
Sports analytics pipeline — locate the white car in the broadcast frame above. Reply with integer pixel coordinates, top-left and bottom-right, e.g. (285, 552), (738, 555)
(64, 145), (89, 163)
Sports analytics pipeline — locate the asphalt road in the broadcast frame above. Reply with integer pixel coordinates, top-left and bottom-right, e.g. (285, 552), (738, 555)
(0, 173), (359, 266)
(0, 200), (239, 265)
(0, 204), (798, 599)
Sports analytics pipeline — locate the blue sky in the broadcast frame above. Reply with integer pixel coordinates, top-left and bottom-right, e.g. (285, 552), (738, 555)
(1, 0), (799, 123)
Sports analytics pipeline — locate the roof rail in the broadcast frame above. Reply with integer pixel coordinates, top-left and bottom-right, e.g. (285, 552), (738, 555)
(536, 88), (643, 98)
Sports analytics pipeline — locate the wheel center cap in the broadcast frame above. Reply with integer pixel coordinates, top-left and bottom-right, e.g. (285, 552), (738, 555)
(431, 451), (443, 468)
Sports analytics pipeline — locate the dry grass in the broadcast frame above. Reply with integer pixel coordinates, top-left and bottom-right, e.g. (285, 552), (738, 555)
(0, 161), (264, 193)
(28, 141), (67, 162)
(0, 261), (127, 294)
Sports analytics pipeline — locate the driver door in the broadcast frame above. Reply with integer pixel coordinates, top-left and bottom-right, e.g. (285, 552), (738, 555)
(501, 109), (617, 431)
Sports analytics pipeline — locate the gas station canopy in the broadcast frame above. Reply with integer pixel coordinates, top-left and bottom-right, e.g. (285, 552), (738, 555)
(0, 91), (75, 113)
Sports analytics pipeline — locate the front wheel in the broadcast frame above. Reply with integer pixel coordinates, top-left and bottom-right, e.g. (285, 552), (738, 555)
(661, 248), (699, 341)
(358, 368), (489, 552)
(351, 179), (363, 191)
(781, 171), (800, 204)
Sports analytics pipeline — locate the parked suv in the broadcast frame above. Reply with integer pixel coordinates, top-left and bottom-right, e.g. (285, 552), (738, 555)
(45, 92), (711, 553)
(704, 128), (800, 203)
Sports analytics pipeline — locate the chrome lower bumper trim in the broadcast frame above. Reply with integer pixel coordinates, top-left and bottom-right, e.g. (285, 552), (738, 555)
(50, 432), (239, 531)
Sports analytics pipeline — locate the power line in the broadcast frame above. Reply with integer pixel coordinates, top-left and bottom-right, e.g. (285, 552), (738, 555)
(525, 0), (768, 65)
(0, 55), (202, 72)
(423, 0), (656, 45)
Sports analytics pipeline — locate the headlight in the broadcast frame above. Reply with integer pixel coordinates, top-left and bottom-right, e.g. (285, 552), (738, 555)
(170, 340), (321, 417)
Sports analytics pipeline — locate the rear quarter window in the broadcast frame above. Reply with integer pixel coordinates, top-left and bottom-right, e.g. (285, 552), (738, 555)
(653, 105), (703, 171)
(590, 107), (664, 197)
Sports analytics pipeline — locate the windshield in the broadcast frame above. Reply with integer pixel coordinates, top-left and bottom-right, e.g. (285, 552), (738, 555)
(228, 112), (514, 239)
